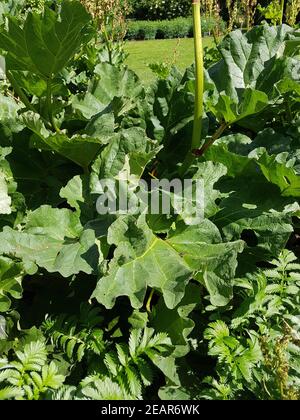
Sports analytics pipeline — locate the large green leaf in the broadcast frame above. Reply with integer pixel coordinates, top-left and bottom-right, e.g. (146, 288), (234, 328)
(256, 56), (300, 98)
(204, 134), (254, 177)
(168, 219), (244, 306)
(0, 146), (23, 220)
(209, 25), (294, 100)
(164, 161), (227, 226)
(59, 175), (85, 212)
(0, 93), (24, 138)
(92, 216), (192, 309)
(150, 67), (194, 141)
(0, 172), (11, 215)
(206, 26), (299, 127)
(151, 283), (200, 357)
(0, 257), (24, 312)
(0, 0), (91, 77)
(90, 127), (160, 187)
(148, 67), (201, 171)
(23, 112), (112, 169)
(2, 132), (77, 210)
(215, 129), (300, 176)
(205, 136), (300, 197)
(32, 132), (107, 169)
(72, 63), (143, 120)
(207, 88), (269, 124)
(203, 136), (300, 269)
(244, 128), (300, 158)
(193, 161), (227, 218)
(213, 174), (298, 272)
(250, 148), (300, 197)
(0, 205), (98, 277)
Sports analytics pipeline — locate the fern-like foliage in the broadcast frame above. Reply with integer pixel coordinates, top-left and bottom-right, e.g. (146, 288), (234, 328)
(0, 340), (64, 400)
(202, 251), (300, 400)
(46, 378), (134, 401)
(264, 249), (300, 302)
(232, 250), (300, 329)
(44, 328), (172, 401)
(204, 320), (262, 383)
(42, 303), (105, 362)
(104, 328), (171, 398)
(85, 327), (172, 399)
(0, 386), (24, 400)
(81, 377), (133, 400)
(200, 376), (237, 400)
(45, 385), (78, 400)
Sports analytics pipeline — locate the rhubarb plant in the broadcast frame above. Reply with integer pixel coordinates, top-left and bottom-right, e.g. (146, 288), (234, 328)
(0, 0), (299, 400)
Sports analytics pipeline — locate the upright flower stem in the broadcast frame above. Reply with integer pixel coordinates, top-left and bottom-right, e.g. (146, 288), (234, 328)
(280, 0), (285, 24)
(180, 0), (204, 176)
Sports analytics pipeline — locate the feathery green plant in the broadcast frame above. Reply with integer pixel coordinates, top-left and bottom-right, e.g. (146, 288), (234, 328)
(0, 340), (64, 400)
(42, 303), (105, 362)
(100, 328), (172, 398)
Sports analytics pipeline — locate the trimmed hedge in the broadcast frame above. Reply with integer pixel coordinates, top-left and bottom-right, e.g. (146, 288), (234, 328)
(125, 17), (225, 41)
(126, 20), (158, 40)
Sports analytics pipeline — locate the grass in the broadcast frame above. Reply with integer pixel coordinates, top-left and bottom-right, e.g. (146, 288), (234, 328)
(124, 37), (214, 84)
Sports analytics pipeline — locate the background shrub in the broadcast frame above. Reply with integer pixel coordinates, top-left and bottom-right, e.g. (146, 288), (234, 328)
(155, 20), (181, 39)
(143, 21), (158, 40)
(126, 20), (158, 40)
(125, 20), (140, 40)
(125, 17), (225, 40)
(166, 17), (192, 38)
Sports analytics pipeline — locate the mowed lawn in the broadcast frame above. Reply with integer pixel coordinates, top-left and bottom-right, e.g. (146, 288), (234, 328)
(125, 37), (213, 83)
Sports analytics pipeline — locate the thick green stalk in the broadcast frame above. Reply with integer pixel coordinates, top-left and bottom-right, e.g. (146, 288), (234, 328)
(280, 0), (285, 24)
(180, 0), (204, 176)
(47, 78), (59, 133)
(191, 0), (203, 151)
